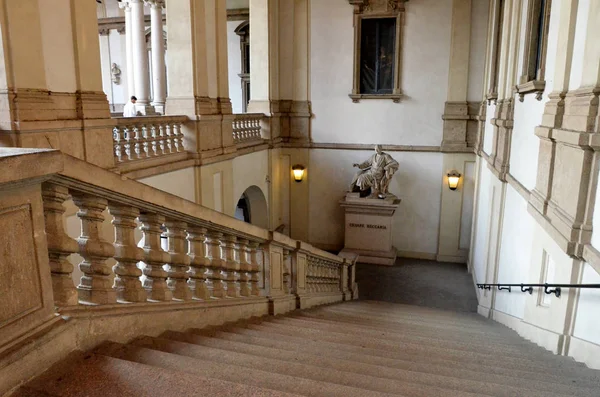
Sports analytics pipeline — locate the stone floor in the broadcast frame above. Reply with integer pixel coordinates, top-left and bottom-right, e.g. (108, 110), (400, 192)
(356, 258), (479, 312)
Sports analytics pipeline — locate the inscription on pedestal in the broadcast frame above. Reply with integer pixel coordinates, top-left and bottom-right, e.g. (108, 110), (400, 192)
(340, 192), (400, 266)
(349, 223), (387, 230)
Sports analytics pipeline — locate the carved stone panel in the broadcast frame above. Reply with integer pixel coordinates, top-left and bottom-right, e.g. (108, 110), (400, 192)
(0, 184), (55, 351)
(0, 205), (41, 325)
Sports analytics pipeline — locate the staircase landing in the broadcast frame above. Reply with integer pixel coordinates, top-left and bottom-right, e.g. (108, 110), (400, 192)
(356, 258), (479, 312)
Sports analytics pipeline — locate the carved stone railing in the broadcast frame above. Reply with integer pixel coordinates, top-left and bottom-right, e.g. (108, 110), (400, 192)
(112, 115), (188, 163)
(0, 149), (355, 394)
(232, 113), (263, 144)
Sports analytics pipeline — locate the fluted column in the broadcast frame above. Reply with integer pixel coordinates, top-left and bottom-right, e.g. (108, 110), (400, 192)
(120, 1), (136, 98)
(130, 0), (154, 114)
(187, 227), (211, 300)
(146, 0), (166, 113)
(164, 220), (192, 300)
(139, 213), (172, 301)
(71, 194), (116, 304)
(109, 205), (146, 302)
(42, 184), (79, 306)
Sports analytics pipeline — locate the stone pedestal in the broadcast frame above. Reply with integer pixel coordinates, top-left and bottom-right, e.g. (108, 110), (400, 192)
(339, 193), (400, 266)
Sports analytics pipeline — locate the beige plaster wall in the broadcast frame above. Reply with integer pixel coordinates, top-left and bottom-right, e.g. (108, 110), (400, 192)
(308, 149), (444, 257)
(310, 0), (452, 146)
(232, 149), (271, 224)
(138, 167), (197, 203)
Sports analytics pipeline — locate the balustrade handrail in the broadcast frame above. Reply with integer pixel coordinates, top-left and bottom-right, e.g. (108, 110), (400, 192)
(0, 148), (348, 312)
(476, 283), (600, 298)
(112, 115), (188, 125)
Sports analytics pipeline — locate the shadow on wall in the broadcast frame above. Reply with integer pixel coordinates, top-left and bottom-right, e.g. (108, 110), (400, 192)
(235, 185), (268, 229)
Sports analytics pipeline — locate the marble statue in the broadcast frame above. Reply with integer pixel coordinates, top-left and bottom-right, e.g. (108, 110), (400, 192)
(350, 144), (399, 198)
(111, 63), (121, 85)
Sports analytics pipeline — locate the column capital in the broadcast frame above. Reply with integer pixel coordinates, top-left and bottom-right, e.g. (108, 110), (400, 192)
(144, 0), (164, 9)
(118, 1), (131, 10)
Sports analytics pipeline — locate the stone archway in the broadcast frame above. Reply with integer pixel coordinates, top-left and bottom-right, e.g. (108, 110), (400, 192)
(234, 185), (268, 229)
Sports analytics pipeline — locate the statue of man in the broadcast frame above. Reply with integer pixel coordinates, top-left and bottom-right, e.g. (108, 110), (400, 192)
(350, 145), (399, 198)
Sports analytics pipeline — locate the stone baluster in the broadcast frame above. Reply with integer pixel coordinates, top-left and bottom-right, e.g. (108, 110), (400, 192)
(42, 184), (79, 306)
(149, 124), (158, 156)
(123, 126), (133, 160)
(132, 125), (142, 158)
(113, 127), (123, 162)
(71, 194), (116, 304)
(238, 239), (252, 297)
(158, 124), (166, 155)
(249, 241), (261, 296)
(164, 220), (192, 300)
(165, 123), (174, 153)
(222, 235), (240, 297)
(139, 213), (172, 301)
(283, 249), (291, 294)
(176, 123), (185, 152)
(205, 231), (227, 298)
(141, 124), (150, 157)
(109, 205), (146, 302)
(186, 226), (211, 300)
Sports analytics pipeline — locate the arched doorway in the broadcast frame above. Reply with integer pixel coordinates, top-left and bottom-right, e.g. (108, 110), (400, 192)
(234, 185), (268, 229)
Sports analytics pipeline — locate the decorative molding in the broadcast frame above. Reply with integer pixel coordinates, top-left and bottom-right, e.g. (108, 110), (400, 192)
(348, 0), (407, 103)
(97, 15), (164, 32)
(516, 80), (546, 102)
(227, 8), (249, 21)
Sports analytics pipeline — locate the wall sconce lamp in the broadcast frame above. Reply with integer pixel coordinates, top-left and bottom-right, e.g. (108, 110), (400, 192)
(447, 170), (461, 191)
(292, 164), (305, 182)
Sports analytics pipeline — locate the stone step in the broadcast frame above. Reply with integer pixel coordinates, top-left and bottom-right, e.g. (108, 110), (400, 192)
(320, 304), (518, 334)
(240, 322), (584, 373)
(156, 332), (597, 397)
(97, 341), (396, 397)
(264, 316), (549, 360)
(214, 325), (600, 384)
(187, 328), (600, 389)
(130, 335), (496, 397)
(286, 312), (546, 352)
(294, 309), (533, 344)
(21, 352), (300, 397)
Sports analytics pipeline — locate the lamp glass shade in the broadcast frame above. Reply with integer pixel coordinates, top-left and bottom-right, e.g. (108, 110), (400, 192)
(292, 165), (305, 182)
(447, 172), (461, 190)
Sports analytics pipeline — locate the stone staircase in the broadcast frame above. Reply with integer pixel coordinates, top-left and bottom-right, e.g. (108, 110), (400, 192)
(15, 301), (600, 397)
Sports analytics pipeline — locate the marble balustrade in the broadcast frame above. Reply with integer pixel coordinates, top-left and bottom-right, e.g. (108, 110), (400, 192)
(112, 115), (187, 163)
(232, 113), (263, 144)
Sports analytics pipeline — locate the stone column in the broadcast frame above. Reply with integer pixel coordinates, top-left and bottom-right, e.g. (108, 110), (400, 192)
(130, 0), (154, 114)
(147, 0), (166, 113)
(165, 0), (234, 158)
(120, 1), (136, 99)
(0, 0), (114, 169)
(441, 0), (472, 152)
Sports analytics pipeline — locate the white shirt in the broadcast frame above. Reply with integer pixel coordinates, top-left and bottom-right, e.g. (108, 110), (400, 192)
(123, 101), (137, 117)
